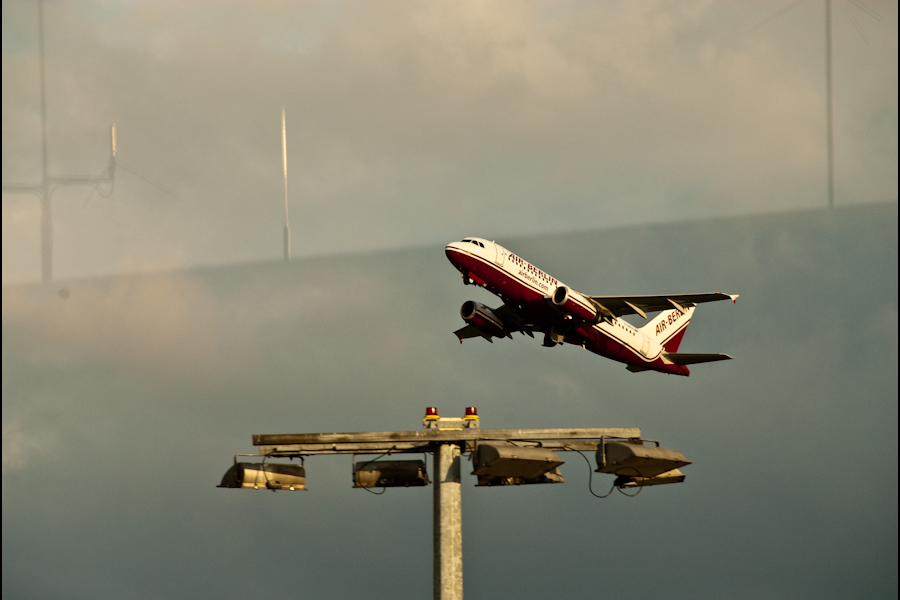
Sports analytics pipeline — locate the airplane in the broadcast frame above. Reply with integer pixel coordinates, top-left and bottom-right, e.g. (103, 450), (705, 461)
(445, 237), (737, 376)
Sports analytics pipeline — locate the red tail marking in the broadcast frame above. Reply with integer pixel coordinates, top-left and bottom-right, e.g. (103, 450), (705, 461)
(663, 327), (688, 353)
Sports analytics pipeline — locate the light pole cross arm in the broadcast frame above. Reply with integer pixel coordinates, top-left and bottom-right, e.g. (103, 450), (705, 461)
(253, 427), (641, 456)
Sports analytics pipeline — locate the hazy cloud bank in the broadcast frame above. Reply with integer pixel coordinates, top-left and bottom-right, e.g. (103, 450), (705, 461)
(3, 1), (896, 282)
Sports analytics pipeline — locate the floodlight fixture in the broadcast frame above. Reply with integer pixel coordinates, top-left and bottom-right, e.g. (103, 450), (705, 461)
(472, 443), (566, 486)
(353, 459), (430, 489)
(596, 440), (690, 479)
(218, 461), (306, 491)
(614, 468), (686, 488)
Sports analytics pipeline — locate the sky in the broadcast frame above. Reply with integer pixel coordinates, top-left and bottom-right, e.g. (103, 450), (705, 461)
(2, 203), (897, 599)
(2, 2), (898, 597)
(2, 0), (898, 284)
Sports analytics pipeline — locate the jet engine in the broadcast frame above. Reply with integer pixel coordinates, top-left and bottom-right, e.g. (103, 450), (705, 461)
(549, 286), (601, 323)
(460, 300), (508, 338)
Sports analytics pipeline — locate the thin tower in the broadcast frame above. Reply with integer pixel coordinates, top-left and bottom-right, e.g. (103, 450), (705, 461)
(38, 0), (52, 282)
(2, 0), (177, 283)
(750, 0), (882, 210)
(825, 0), (835, 209)
(282, 107), (291, 262)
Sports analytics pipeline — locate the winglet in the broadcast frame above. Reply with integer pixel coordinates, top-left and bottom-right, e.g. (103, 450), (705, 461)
(719, 292), (739, 304)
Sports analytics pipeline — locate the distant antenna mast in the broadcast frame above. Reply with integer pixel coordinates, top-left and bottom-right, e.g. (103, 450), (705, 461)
(1, 0), (178, 283)
(282, 107), (291, 262)
(825, 0), (835, 209)
(749, 0), (883, 210)
(0, 0), (114, 283)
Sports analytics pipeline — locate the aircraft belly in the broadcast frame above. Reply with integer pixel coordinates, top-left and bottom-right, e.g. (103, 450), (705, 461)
(580, 327), (688, 376)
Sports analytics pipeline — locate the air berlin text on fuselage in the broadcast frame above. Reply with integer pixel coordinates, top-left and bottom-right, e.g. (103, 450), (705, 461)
(655, 310), (684, 336)
(510, 254), (557, 292)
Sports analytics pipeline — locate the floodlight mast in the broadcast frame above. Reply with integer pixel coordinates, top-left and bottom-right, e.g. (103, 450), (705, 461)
(237, 410), (665, 600)
(433, 442), (462, 599)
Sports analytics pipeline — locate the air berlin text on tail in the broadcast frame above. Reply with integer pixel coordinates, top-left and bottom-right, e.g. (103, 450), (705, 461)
(446, 237), (737, 376)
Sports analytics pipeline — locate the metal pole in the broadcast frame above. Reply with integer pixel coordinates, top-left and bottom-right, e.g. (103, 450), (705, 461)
(825, 0), (835, 209)
(433, 443), (462, 600)
(38, 0), (52, 282)
(282, 107), (291, 262)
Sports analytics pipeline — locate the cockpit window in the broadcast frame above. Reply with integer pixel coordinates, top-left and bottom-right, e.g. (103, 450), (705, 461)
(461, 239), (472, 243)
(477, 241), (484, 248)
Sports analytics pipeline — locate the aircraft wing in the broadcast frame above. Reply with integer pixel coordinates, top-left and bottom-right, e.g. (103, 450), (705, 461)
(453, 303), (538, 343)
(585, 292), (738, 319)
(492, 304), (537, 338)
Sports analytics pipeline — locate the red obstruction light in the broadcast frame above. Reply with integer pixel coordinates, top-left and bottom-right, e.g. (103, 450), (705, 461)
(424, 407), (439, 420)
(464, 407), (478, 418)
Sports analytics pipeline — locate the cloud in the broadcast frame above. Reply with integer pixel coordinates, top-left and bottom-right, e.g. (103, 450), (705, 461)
(1, 204), (895, 599)
(2, 0), (896, 283)
(2, 419), (54, 473)
(2, 273), (229, 388)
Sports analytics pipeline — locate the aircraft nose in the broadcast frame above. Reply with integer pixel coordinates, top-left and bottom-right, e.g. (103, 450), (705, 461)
(445, 242), (464, 265)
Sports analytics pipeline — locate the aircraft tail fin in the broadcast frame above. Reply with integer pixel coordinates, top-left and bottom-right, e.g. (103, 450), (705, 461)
(663, 353), (732, 366)
(639, 305), (695, 352)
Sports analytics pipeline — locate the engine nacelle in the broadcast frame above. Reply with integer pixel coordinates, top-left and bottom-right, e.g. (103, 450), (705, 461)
(460, 300), (507, 338)
(549, 286), (600, 323)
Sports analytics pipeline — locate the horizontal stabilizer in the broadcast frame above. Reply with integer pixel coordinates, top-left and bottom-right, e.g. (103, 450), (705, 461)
(663, 352), (732, 366)
(454, 325), (492, 343)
